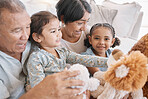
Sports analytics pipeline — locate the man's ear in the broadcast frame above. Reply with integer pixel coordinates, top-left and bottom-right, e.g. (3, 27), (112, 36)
(32, 33), (42, 43)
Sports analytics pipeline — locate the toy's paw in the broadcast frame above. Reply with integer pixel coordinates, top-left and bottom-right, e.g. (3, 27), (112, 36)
(90, 85), (104, 98)
(114, 90), (129, 99)
(87, 77), (100, 91)
(97, 83), (116, 99)
(93, 71), (105, 85)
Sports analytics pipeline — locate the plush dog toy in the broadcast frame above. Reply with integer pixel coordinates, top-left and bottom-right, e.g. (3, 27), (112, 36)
(67, 64), (100, 99)
(128, 33), (148, 98)
(91, 49), (148, 99)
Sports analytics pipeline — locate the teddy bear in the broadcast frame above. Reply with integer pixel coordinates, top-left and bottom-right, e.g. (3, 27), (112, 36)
(67, 64), (100, 99)
(128, 33), (148, 98)
(91, 49), (148, 99)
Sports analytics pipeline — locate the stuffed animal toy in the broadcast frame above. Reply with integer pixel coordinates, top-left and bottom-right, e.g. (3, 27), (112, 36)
(128, 33), (148, 98)
(91, 49), (148, 99)
(67, 64), (100, 99)
(91, 49), (124, 98)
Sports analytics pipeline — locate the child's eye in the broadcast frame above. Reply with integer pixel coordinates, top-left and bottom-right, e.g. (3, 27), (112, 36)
(58, 28), (61, 31)
(26, 24), (30, 29)
(26, 26), (30, 29)
(105, 38), (110, 40)
(50, 30), (55, 33)
(94, 37), (100, 40)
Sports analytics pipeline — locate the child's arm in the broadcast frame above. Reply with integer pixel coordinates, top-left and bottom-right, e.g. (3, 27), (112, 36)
(27, 52), (46, 88)
(64, 48), (108, 68)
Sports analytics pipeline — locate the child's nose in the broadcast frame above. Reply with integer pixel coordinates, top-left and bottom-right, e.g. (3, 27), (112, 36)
(99, 39), (104, 44)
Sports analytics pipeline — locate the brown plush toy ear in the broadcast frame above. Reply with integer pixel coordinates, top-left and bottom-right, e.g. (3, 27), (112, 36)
(107, 49), (124, 68)
(111, 49), (124, 61)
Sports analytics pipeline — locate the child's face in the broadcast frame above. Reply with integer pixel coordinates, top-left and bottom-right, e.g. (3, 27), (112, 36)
(38, 18), (62, 49)
(89, 27), (115, 55)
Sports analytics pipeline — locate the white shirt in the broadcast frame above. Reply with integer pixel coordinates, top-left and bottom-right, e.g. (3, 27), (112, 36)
(0, 42), (31, 99)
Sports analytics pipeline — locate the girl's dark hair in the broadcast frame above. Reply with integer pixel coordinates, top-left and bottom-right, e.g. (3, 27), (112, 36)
(29, 11), (57, 46)
(56, 0), (92, 24)
(84, 23), (120, 48)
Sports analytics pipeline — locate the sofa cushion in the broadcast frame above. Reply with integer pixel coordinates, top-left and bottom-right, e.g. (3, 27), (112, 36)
(102, 0), (142, 38)
(88, 0), (117, 27)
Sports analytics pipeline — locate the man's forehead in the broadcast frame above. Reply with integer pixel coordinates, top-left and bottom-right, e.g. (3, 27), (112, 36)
(2, 9), (30, 21)
(0, 10), (31, 29)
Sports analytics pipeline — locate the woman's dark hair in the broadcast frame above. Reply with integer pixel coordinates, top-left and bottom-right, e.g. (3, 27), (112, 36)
(29, 11), (57, 46)
(84, 23), (120, 48)
(56, 0), (92, 24)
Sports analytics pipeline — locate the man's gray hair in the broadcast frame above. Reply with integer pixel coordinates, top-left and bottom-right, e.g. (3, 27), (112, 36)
(0, 0), (26, 12)
(0, 0), (26, 23)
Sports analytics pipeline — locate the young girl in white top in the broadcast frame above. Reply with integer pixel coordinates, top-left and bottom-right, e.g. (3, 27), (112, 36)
(81, 23), (120, 74)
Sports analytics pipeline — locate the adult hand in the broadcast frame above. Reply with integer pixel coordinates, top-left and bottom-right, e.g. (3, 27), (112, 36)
(20, 70), (84, 99)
